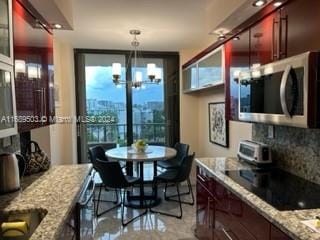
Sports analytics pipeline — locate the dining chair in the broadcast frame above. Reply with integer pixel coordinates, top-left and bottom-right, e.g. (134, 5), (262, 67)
(95, 159), (148, 226)
(157, 142), (193, 202)
(88, 145), (119, 213)
(150, 153), (195, 219)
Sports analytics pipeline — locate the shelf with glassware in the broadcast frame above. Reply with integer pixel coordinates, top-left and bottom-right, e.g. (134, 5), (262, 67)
(182, 46), (224, 94)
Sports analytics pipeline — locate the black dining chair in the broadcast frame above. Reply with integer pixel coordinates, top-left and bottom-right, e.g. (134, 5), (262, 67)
(157, 142), (190, 169)
(88, 145), (119, 214)
(150, 153), (195, 219)
(95, 159), (148, 226)
(157, 143), (193, 203)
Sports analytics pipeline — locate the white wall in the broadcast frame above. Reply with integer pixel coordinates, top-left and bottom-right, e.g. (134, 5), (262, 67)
(31, 38), (77, 165)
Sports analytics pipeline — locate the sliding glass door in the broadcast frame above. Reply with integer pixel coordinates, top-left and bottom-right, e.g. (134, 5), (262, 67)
(75, 50), (179, 164)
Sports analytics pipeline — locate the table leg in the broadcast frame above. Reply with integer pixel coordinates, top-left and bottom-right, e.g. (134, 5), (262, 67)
(153, 161), (158, 199)
(139, 161), (144, 207)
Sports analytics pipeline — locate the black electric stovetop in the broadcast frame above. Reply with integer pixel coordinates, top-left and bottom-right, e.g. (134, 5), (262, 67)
(225, 168), (320, 211)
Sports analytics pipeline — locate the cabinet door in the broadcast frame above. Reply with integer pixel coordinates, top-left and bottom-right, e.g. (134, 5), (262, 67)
(196, 180), (215, 240)
(182, 63), (197, 91)
(198, 47), (223, 88)
(0, 0), (13, 65)
(225, 30), (250, 121)
(270, 224), (292, 240)
(13, 0), (54, 132)
(280, 0), (320, 58)
(250, 12), (277, 66)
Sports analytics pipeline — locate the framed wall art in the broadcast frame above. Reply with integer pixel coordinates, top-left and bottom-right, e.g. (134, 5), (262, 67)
(208, 102), (229, 148)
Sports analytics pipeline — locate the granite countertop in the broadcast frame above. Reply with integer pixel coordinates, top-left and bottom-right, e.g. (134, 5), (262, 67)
(195, 157), (320, 240)
(0, 164), (92, 240)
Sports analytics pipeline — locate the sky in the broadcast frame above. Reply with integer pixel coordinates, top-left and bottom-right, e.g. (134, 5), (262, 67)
(85, 66), (164, 105)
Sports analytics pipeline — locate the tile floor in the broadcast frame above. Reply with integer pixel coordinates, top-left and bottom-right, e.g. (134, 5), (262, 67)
(92, 184), (197, 240)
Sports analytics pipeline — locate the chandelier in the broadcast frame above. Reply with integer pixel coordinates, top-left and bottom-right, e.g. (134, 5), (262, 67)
(112, 30), (162, 88)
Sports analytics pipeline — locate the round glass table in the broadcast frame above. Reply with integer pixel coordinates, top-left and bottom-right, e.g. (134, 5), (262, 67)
(106, 146), (177, 208)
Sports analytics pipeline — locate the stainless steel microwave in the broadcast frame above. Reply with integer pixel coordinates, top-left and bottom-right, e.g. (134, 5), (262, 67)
(238, 52), (320, 128)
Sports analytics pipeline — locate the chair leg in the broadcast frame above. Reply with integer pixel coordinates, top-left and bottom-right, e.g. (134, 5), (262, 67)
(150, 182), (183, 219)
(95, 186), (121, 217)
(164, 178), (194, 206)
(121, 189), (148, 227)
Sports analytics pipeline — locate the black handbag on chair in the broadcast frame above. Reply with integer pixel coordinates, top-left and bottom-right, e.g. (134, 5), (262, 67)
(24, 141), (51, 175)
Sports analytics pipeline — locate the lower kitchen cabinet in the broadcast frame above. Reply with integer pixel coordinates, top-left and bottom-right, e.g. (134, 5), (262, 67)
(196, 166), (292, 240)
(270, 224), (292, 240)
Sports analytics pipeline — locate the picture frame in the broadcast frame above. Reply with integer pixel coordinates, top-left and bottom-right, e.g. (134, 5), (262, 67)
(208, 102), (229, 148)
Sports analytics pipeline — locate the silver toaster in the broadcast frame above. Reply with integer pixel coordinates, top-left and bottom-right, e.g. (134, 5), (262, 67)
(237, 140), (272, 165)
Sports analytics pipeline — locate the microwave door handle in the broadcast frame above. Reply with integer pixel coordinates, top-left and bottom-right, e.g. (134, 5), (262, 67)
(280, 65), (292, 117)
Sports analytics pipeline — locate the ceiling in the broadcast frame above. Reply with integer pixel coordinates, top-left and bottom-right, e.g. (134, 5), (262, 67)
(53, 0), (247, 51)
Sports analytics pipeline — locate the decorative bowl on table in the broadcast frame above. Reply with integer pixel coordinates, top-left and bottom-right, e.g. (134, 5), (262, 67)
(132, 139), (148, 153)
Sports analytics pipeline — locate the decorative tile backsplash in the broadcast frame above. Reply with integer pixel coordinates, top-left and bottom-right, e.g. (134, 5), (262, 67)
(0, 135), (20, 155)
(252, 124), (320, 184)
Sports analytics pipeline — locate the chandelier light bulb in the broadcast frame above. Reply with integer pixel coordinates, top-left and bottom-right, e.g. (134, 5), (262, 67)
(147, 63), (156, 79)
(112, 63), (121, 76)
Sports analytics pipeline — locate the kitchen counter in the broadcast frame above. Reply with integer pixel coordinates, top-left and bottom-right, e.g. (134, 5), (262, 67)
(0, 164), (92, 240)
(196, 157), (320, 240)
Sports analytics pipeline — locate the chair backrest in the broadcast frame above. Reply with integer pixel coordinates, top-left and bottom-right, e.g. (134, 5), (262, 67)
(174, 142), (190, 164)
(95, 159), (130, 189)
(89, 146), (108, 170)
(175, 152), (195, 183)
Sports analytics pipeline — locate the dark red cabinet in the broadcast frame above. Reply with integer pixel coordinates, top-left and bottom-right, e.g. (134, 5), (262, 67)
(279, 0), (320, 58)
(196, 166), (292, 240)
(270, 224), (292, 240)
(13, 0), (55, 132)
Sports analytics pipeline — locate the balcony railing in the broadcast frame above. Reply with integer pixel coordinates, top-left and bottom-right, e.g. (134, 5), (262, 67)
(86, 123), (166, 145)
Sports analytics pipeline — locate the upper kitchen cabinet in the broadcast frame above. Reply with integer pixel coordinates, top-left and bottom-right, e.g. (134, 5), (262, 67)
(183, 46), (224, 93)
(225, 31), (250, 121)
(13, 0), (55, 132)
(250, 13), (276, 66)
(0, 0), (13, 65)
(182, 63), (197, 92)
(279, 0), (320, 58)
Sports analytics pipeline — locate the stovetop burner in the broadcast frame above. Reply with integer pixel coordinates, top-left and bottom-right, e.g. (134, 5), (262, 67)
(225, 168), (320, 211)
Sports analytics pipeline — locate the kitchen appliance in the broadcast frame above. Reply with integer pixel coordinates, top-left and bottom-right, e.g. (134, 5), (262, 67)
(238, 51), (320, 128)
(237, 140), (272, 165)
(225, 168), (320, 211)
(0, 153), (25, 194)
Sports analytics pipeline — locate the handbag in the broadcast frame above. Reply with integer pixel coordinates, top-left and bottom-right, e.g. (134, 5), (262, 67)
(24, 141), (51, 175)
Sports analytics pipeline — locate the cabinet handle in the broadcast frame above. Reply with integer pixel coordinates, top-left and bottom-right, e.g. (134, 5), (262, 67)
(279, 15), (288, 58)
(207, 197), (214, 228)
(42, 88), (47, 118)
(272, 19), (279, 60)
(198, 175), (207, 183)
(222, 228), (235, 240)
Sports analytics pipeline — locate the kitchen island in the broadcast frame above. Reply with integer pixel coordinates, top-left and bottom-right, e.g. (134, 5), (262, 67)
(0, 164), (92, 240)
(196, 157), (320, 240)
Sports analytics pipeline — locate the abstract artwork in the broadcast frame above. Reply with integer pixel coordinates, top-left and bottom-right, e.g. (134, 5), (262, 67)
(208, 102), (228, 147)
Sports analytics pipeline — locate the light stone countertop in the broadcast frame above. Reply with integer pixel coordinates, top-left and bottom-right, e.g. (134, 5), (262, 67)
(0, 164), (92, 240)
(196, 157), (320, 240)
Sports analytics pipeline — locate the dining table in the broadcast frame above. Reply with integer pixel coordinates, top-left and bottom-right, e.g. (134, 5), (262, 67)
(105, 145), (177, 209)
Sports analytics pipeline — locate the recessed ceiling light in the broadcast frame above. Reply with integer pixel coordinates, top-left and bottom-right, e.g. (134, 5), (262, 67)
(233, 36), (240, 41)
(273, 1), (282, 7)
(53, 23), (62, 29)
(253, 0), (267, 7)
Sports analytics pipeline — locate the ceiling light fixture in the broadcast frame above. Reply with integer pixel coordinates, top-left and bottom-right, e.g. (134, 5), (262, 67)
(233, 36), (240, 41)
(253, 0), (267, 7)
(112, 30), (161, 89)
(218, 34), (226, 41)
(53, 23), (62, 29)
(273, 1), (282, 7)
